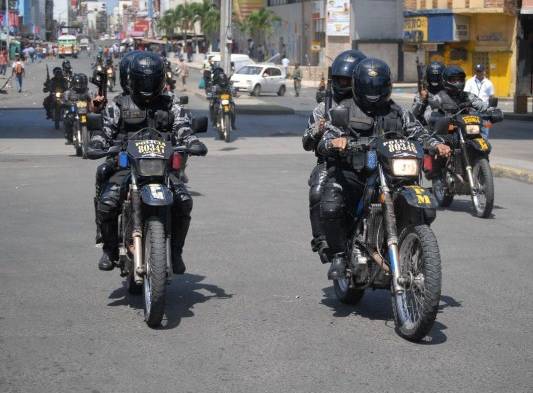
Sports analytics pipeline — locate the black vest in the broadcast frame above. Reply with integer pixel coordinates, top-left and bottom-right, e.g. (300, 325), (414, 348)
(436, 90), (471, 114)
(115, 94), (174, 133)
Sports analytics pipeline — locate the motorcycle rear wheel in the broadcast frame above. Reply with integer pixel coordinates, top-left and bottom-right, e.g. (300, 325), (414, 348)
(472, 158), (494, 218)
(333, 277), (364, 305)
(143, 216), (168, 328)
(392, 225), (441, 342)
(432, 175), (454, 207)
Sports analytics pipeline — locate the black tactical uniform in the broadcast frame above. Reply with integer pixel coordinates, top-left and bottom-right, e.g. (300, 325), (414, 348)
(317, 58), (440, 279)
(411, 61), (445, 123)
(43, 67), (69, 119)
(302, 50), (366, 263)
(64, 73), (92, 143)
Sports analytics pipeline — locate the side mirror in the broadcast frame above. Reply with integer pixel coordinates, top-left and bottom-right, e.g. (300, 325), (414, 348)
(87, 113), (103, 131)
(191, 116), (208, 133)
(329, 107), (349, 128)
(262, 73), (268, 78)
(179, 95), (189, 105)
(488, 97), (498, 108)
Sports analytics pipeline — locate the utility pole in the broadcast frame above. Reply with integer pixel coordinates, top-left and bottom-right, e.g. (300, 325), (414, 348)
(5, 0), (10, 58)
(219, 0), (232, 74)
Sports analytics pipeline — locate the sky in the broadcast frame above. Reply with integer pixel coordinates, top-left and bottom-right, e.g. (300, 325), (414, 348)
(53, 0), (118, 24)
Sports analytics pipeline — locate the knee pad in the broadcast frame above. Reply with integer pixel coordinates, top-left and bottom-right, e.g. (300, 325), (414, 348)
(95, 162), (115, 184)
(97, 184), (121, 218)
(309, 184), (322, 207)
(320, 184), (345, 220)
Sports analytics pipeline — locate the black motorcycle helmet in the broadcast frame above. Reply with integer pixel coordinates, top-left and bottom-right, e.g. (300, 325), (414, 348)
(72, 73), (88, 93)
(442, 65), (466, 96)
(53, 67), (63, 78)
(212, 67), (227, 85)
(425, 61), (445, 94)
(105, 57), (113, 66)
(128, 52), (166, 108)
(62, 60), (72, 72)
(119, 50), (142, 92)
(352, 58), (392, 113)
(331, 49), (366, 102)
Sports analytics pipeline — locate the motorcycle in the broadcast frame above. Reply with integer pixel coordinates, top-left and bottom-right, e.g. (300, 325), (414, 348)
(88, 118), (208, 328)
(326, 108), (442, 342)
(65, 100), (90, 158)
(209, 87), (236, 143)
(426, 105), (503, 218)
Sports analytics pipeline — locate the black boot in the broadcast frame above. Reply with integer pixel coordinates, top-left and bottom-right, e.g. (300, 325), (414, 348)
(328, 252), (347, 280)
(171, 216), (191, 274)
(98, 250), (115, 271)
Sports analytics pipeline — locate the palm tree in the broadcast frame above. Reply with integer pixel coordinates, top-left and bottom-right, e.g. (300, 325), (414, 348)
(245, 9), (280, 48)
(173, 3), (196, 45)
(190, 0), (220, 52)
(157, 10), (176, 38)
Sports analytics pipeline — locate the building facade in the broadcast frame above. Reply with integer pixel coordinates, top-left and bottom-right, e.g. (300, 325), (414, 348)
(404, 0), (519, 97)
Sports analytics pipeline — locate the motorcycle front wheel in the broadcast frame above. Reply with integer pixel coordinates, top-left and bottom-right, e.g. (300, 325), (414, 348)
(392, 225), (441, 342)
(81, 125), (89, 159)
(54, 106), (61, 130)
(75, 126), (82, 156)
(143, 216), (168, 328)
(472, 158), (494, 218)
(223, 113), (232, 143)
(333, 277), (364, 305)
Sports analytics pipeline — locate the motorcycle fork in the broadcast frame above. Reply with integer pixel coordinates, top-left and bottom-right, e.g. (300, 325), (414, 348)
(378, 166), (403, 295)
(130, 175), (144, 285)
(458, 131), (478, 203)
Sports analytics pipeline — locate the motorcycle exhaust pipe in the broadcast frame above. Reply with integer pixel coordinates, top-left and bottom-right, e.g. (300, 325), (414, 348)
(369, 250), (390, 273)
(133, 233), (143, 285)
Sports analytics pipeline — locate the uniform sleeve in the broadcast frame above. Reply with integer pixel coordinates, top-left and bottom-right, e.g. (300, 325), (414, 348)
(411, 92), (428, 121)
(466, 92), (489, 112)
(302, 102), (326, 151)
(316, 124), (346, 157)
(170, 101), (194, 139)
(401, 108), (440, 148)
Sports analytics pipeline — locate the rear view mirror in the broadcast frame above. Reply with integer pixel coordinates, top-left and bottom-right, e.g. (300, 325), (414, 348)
(192, 116), (208, 133)
(87, 113), (103, 131)
(179, 95), (189, 105)
(488, 97), (498, 108)
(329, 107), (349, 128)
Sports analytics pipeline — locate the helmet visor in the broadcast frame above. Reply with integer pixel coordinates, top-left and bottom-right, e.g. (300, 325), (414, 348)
(355, 75), (391, 100)
(131, 75), (163, 97)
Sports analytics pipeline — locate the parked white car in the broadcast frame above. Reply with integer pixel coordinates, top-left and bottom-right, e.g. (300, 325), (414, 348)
(230, 64), (287, 96)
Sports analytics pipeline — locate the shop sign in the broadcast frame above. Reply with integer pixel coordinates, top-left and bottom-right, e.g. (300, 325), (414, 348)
(327, 0), (350, 37)
(477, 32), (505, 42)
(404, 16), (428, 42)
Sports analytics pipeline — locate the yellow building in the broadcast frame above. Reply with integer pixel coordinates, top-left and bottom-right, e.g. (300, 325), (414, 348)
(404, 0), (518, 97)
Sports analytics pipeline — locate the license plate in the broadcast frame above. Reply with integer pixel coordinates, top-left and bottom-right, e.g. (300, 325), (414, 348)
(463, 115), (480, 125)
(223, 105), (230, 112)
(77, 101), (87, 108)
(80, 115), (87, 123)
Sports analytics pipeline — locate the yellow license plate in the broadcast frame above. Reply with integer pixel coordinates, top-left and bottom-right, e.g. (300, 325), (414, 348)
(80, 115), (87, 123)
(223, 105), (230, 112)
(77, 101), (87, 108)
(220, 94), (231, 100)
(463, 115), (480, 125)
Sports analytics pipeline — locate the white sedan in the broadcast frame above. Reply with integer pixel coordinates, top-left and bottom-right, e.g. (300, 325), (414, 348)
(230, 64), (287, 96)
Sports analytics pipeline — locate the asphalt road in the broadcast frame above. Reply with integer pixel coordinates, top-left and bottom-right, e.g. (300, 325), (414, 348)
(0, 56), (532, 393)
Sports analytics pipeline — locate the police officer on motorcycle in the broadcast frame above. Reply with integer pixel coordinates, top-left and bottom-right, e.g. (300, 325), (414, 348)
(63, 73), (95, 144)
(92, 52), (207, 273)
(209, 67), (236, 129)
(316, 58), (451, 279)
(43, 67), (69, 119)
(62, 60), (73, 79)
(302, 49), (366, 264)
(412, 61), (445, 123)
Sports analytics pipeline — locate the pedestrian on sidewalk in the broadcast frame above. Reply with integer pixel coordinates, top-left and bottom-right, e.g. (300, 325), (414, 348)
(0, 49), (8, 75)
(282, 56), (289, 78)
(292, 63), (302, 97)
(11, 55), (25, 93)
(177, 58), (189, 90)
(464, 64), (495, 138)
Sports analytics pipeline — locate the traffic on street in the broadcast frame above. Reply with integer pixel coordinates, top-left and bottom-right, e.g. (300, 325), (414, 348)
(0, 41), (532, 393)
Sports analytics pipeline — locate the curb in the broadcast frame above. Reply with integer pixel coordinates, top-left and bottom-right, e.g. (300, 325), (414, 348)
(492, 164), (533, 184)
(193, 91), (295, 115)
(501, 113), (533, 121)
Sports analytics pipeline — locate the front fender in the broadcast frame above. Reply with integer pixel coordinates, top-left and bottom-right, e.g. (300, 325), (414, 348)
(395, 186), (438, 225)
(140, 184), (174, 206)
(466, 137), (491, 155)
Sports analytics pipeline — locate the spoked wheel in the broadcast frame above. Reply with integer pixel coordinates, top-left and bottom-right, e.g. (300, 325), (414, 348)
(81, 125), (89, 159)
(432, 175), (454, 207)
(471, 158), (494, 218)
(333, 276), (365, 305)
(223, 113), (232, 143)
(75, 128), (82, 156)
(143, 216), (167, 328)
(392, 225), (441, 342)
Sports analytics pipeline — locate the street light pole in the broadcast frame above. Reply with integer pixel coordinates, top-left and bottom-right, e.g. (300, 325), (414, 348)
(219, 0), (232, 74)
(5, 0), (10, 58)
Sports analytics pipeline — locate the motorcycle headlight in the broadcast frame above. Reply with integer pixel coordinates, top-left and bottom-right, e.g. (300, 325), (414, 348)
(97, 66), (102, 71)
(391, 159), (419, 177)
(166, 72), (172, 79)
(137, 159), (165, 177)
(221, 99), (230, 105)
(55, 92), (62, 98)
(465, 125), (480, 135)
